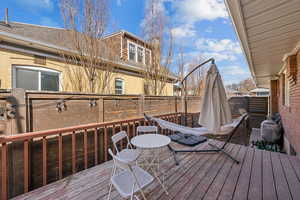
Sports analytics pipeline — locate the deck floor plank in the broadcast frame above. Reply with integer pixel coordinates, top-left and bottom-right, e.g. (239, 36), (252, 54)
(202, 144), (242, 200)
(232, 146), (254, 200)
(217, 145), (248, 200)
(271, 151), (293, 200)
(187, 144), (237, 200)
(262, 150), (277, 200)
(248, 148), (262, 200)
(168, 142), (234, 200)
(279, 153), (300, 200)
(12, 141), (300, 200)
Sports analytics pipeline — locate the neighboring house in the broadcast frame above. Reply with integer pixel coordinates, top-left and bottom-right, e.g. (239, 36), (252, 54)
(0, 21), (175, 95)
(226, 0), (300, 155)
(249, 88), (269, 97)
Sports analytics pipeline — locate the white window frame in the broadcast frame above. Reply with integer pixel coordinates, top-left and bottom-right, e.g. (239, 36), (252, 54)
(127, 41), (151, 64)
(115, 78), (125, 95)
(12, 65), (62, 91)
(284, 70), (290, 106)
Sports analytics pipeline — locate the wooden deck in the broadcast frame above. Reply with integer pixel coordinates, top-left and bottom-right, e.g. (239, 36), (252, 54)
(12, 140), (300, 200)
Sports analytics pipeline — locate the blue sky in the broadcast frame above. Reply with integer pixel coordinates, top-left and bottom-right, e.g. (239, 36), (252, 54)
(0, 0), (251, 85)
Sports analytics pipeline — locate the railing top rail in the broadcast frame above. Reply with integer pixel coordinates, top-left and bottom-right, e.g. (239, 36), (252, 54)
(0, 112), (181, 143)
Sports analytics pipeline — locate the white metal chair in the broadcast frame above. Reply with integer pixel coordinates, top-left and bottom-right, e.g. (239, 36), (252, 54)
(136, 126), (158, 135)
(107, 148), (154, 200)
(112, 131), (140, 163)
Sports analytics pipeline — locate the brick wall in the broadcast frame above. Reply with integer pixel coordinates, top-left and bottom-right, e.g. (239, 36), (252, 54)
(278, 51), (300, 154)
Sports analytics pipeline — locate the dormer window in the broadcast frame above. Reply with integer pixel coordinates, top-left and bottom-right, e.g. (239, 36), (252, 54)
(127, 41), (150, 64)
(129, 43), (136, 61)
(137, 47), (144, 63)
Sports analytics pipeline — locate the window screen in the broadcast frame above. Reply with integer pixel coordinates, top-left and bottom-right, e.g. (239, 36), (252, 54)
(16, 68), (39, 90)
(137, 47), (144, 63)
(115, 79), (124, 94)
(129, 43), (136, 61)
(41, 71), (60, 91)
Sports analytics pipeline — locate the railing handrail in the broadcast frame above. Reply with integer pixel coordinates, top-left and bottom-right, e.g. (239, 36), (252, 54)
(0, 112), (181, 143)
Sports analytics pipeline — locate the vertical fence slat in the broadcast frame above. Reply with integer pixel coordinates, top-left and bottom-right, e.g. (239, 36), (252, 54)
(72, 131), (76, 174)
(94, 128), (98, 165)
(42, 136), (47, 186)
(133, 121), (136, 136)
(1, 143), (8, 200)
(127, 123), (130, 139)
(104, 126), (108, 161)
(58, 134), (63, 179)
(24, 140), (29, 193)
(84, 129), (88, 169)
(112, 125), (116, 154)
(120, 123), (124, 149)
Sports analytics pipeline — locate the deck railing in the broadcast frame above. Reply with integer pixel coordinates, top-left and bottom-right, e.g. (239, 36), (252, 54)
(0, 112), (184, 200)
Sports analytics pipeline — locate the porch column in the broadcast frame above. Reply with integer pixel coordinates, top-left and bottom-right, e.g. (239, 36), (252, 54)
(270, 79), (279, 115)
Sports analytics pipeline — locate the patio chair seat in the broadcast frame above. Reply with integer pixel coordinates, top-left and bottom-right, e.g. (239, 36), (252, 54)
(111, 165), (154, 198)
(117, 149), (141, 163)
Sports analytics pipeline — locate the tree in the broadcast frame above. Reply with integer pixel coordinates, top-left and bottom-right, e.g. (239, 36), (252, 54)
(186, 56), (206, 96)
(141, 0), (173, 95)
(60, 0), (117, 93)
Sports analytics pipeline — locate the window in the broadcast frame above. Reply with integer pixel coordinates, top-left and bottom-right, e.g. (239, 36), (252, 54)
(137, 47), (144, 63)
(284, 72), (290, 106)
(14, 66), (60, 91)
(129, 43), (136, 61)
(115, 78), (124, 94)
(145, 50), (150, 65)
(282, 70), (290, 106)
(128, 41), (150, 64)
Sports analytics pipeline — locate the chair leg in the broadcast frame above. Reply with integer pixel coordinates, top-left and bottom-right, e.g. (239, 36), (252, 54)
(151, 168), (168, 195)
(107, 165), (116, 200)
(139, 189), (147, 200)
(107, 183), (113, 200)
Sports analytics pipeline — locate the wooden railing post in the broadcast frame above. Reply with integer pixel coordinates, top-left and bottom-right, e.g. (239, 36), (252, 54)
(94, 128), (98, 165)
(24, 140), (29, 193)
(104, 126), (108, 161)
(84, 129), (88, 169)
(1, 142), (8, 200)
(58, 134), (63, 179)
(72, 132), (76, 174)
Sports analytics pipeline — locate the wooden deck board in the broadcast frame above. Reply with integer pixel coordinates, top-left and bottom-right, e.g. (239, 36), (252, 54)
(12, 141), (300, 200)
(248, 149), (262, 200)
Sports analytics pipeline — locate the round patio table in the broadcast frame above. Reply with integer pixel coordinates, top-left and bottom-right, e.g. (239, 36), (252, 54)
(131, 134), (171, 149)
(131, 134), (170, 194)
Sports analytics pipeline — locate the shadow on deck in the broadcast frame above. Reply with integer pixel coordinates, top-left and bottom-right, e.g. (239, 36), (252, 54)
(12, 140), (300, 200)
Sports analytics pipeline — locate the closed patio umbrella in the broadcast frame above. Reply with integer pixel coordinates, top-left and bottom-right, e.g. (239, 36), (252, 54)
(198, 63), (232, 133)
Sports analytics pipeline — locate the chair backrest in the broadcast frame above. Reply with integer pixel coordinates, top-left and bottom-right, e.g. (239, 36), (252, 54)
(111, 131), (130, 153)
(136, 126), (158, 135)
(108, 148), (131, 171)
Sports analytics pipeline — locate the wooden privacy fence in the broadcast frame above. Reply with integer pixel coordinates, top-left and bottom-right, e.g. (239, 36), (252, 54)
(0, 112), (184, 200)
(0, 89), (202, 134)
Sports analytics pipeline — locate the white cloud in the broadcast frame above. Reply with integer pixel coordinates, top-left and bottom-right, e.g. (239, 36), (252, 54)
(222, 65), (249, 76)
(202, 52), (237, 61)
(196, 38), (242, 54)
(195, 38), (242, 61)
(173, 0), (228, 23)
(171, 24), (196, 39)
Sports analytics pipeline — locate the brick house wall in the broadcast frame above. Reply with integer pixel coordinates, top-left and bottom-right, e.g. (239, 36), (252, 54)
(278, 51), (300, 154)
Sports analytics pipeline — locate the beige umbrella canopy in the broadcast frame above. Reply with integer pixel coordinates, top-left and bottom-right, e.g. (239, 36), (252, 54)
(198, 63), (232, 133)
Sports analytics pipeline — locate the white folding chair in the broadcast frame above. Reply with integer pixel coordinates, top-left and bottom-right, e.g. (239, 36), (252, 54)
(112, 131), (140, 163)
(136, 126), (158, 135)
(107, 148), (154, 200)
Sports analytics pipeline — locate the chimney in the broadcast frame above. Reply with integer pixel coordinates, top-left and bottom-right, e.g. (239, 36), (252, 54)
(5, 8), (9, 24)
